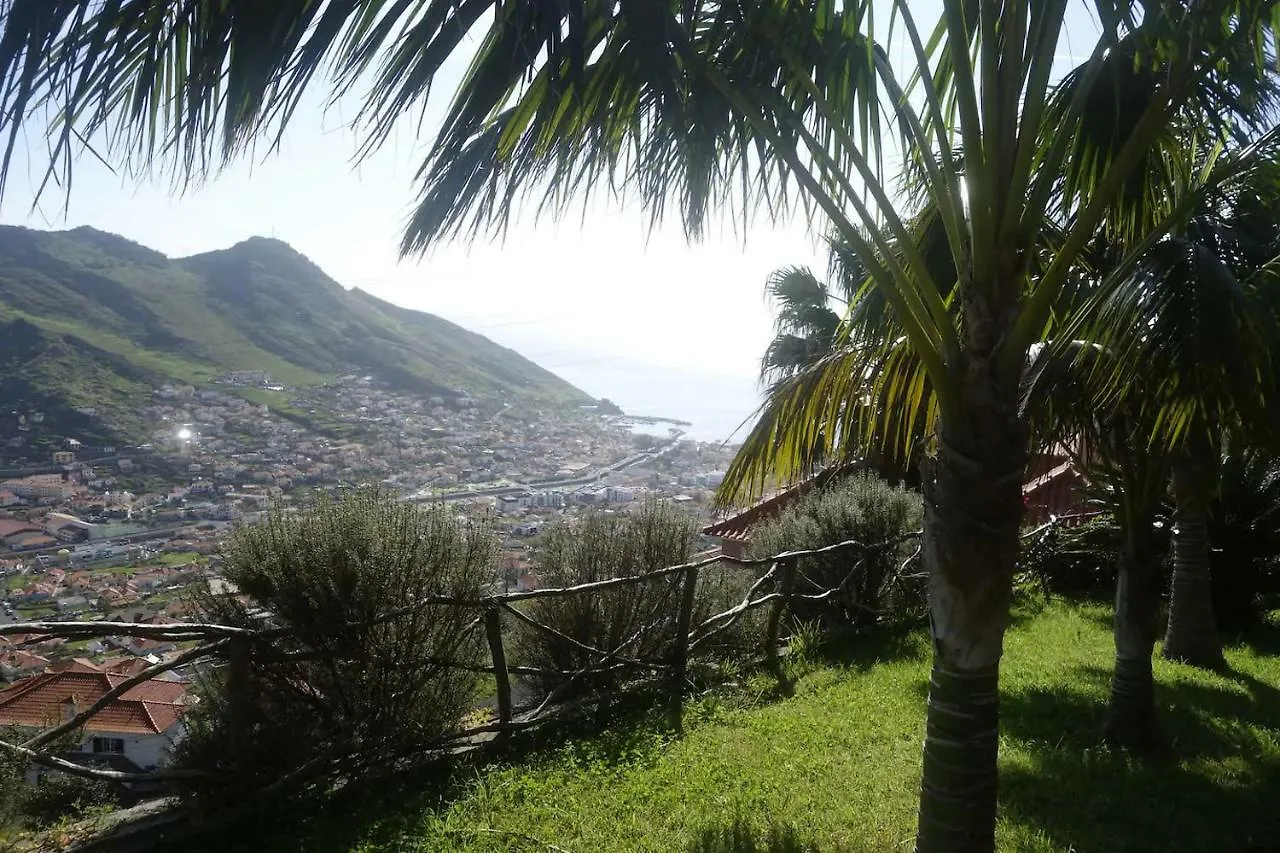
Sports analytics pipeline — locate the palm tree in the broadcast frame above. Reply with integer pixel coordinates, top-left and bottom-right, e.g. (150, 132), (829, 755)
(1210, 438), (1280, 634)
(760, 261), (853, 389)
(1074, 147), (1280, 669)
(1022, 340), (1172, 750)
(1016, 138), (1280, 742)
(753, 231), (935, 486)
(2, 4), (1276, 851)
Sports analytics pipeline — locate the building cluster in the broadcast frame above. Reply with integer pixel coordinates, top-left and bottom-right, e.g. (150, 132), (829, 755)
(137, 376), (660, 496)
(0, 374), (744, 778)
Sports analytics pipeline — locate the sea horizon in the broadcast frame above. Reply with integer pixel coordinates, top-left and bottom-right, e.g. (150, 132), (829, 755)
(551, 360), (763, 446)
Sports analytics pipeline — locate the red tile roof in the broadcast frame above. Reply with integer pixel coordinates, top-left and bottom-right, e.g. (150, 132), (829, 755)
(0, 519), (41, 538)
(0, 650), (48, 672)
(100, 657), (149, 676)
(703, 465), (857, 543)
(1022, 461), (1089, 526)
(0, 658), (189, 735)
(705, 452), (1089, 544)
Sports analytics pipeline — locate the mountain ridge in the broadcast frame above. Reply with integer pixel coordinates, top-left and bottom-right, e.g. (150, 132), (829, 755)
(0, 225), (594, 449)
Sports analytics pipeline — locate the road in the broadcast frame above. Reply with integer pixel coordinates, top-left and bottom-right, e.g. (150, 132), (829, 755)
(411, 431), (684, 503)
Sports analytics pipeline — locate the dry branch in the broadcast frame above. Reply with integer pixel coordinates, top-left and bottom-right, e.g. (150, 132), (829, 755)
(0, 620), (251, 641)
(0, 736), (208, 784)
(685, 561), (782, 652)
(0, 532), (931, 791)
(498, 602), (669, 671)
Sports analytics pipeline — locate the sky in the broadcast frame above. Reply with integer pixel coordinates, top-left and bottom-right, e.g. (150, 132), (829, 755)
(0, 4), (1103, 404)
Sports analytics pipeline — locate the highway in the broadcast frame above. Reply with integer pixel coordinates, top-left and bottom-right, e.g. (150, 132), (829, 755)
(411, 431), (684, 503)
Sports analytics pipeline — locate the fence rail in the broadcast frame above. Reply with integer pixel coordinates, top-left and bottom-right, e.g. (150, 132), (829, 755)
(0, 514), (1094, 790)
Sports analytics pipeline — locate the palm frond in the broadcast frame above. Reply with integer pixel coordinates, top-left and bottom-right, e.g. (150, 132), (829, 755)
(1059, 134), (1280, 451)
(718, 330), (932, 509)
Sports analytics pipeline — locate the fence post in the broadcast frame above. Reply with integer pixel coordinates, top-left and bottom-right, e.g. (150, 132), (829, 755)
(668, 565), (700, 730)
(765, 560), (796, 682)
(226, 635), (251, 779)
(485, 607), (513, 737)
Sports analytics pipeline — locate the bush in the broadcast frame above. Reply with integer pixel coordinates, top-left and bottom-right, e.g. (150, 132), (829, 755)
(1017, 514), (1125, 599)
(1209, 447), (1280, 635)
(19, 772), (116, 828)
(748, 473), (923, 626)
(0, 728), (118, 841)
(513, 501), (760, 695)
(513, 502), (697, 696)
(177, 489), (496, 798)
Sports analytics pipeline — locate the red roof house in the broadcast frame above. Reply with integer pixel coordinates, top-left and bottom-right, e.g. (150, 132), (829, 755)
(705, 451), (1090, 558)
(0, 658), (191, 773)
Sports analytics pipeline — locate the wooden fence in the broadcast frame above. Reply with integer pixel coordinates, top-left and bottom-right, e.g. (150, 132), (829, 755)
(0, 512), (1097, 791)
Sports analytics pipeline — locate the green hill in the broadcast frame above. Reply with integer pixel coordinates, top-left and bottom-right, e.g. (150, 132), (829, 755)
(0, 225), (592, 445)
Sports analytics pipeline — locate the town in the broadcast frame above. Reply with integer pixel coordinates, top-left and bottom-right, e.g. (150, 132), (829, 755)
(0, 373), (737, 695)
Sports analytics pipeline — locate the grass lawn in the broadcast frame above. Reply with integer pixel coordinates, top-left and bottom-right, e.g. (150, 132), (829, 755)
(180, 601), (1280, 853)
(144, 552), (206, 567)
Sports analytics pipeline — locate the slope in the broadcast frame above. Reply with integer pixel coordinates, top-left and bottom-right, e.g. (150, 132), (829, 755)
(179, 236), (579, 399)
(0, 226), (593, 444)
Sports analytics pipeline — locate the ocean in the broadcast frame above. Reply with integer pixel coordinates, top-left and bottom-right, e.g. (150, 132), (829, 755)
(552, 361), (763, 446)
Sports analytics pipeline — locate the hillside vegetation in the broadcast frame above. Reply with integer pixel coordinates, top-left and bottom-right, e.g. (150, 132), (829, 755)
(179, 602), (1280, 853)
(0, 226), (591, 441)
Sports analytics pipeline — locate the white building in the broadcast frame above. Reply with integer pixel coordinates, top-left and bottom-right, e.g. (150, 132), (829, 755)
(0, 659), (191, 778)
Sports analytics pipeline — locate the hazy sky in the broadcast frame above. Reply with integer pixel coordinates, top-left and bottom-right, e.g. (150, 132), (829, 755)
(0, 4), (1101, 384)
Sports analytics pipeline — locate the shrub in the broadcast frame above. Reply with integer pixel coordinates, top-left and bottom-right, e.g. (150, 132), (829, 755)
(176, 489), (496, 798)
(1209, 446), (1280, 635)
(1017, 514), (1123, 599)
(748, 473), (923, 626)
(19, 772), (116, 828)
(513, 501), (756, 695)
(513, 502), (694, 696)
(0, 728), (118, 840)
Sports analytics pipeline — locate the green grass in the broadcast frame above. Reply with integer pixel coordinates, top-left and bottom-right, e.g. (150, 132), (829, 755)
(5, 307), (218, 385)
(142, 553), (206, 568)
(177, 601), (1280, 853)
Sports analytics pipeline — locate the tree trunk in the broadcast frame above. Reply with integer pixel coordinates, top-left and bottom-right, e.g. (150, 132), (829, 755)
(1104, 510), (1162, 751)
(914, 384), (1025, 853)
(1162, 448), (1224, 669)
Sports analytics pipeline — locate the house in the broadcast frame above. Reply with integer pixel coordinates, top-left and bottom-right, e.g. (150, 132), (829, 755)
(0, 519), (45, 550)
(1022, 449), (1089, 526)
(12, 583), (56, 605)
(7, 532), (57, 551)
(65, 572), (94, 593)
(0, 650), (49, 681)
(106, 585), (142, 608)
(108, 636), (177, 658)
(48, 523), (90, 544)
(55, 595), (90, 613)
(130, 572), (166, 592)
(0, 492), (21, 508)
(701, 468), (849, 560)
(100, 657), (149, 677)
(704, 454), (1090, 560)
(44, 512), (93, 543)
(0, 634), (65, 655)
(0, 658), (190, 775)
(0, 474), (78, 502)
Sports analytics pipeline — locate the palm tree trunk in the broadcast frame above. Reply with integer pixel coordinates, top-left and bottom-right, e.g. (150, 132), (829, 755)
(1162, 447), (1224, 669)
(914, 394), (1025, 853)
(1105, 509), (1162, 751)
